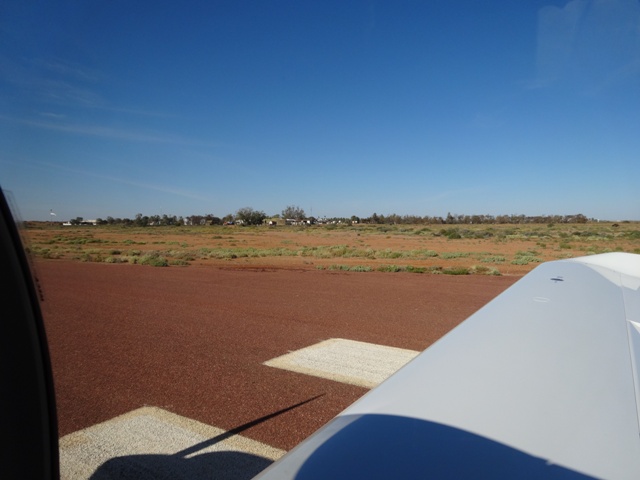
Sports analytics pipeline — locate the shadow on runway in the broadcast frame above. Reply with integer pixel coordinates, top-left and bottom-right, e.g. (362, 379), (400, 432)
(89, 395), (323, 480)
(90, 450), (271, 480)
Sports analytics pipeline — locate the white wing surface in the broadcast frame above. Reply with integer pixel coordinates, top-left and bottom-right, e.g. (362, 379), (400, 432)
(256, 253), (640, 479)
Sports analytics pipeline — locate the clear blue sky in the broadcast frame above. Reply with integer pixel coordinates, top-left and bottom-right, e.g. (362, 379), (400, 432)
(1, 0), (639, 221)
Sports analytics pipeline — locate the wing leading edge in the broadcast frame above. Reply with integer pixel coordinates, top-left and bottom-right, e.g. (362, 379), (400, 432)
(256, 253), (640, 479)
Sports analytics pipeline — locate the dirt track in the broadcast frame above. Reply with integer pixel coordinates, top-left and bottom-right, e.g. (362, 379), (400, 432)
(36, 260), (518, 451)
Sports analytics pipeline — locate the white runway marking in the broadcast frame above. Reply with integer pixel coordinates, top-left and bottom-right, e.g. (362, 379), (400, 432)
(263, 338), (420, 388)
(59, 406), (285, 480)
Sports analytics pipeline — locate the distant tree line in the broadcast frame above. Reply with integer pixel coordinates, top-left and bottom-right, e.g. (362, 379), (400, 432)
(357, 212), (591, 225)
(93, 213), (229, 227)
(87, 210), (593, 227)
(91, 205), (308, 227)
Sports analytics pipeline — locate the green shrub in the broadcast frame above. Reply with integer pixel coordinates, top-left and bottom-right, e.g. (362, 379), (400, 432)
(327, 264), (370, 271)
(377, 249), (403, 259)
(104, 256), (124, 264)
(472, 229), (495, 239)
(440, 228), (462, 239)
(377, 264), (404, 272)
(511, 256), (536, 265)
(440, 251), (470, 259)
(442, 267), (470, 275)
(404, 266), (426, 273)
(512, 250), (542, 265)
(349, 265), (372, 272)
(470, 265), (501, 276)
(138, 252), (168, 267)
(77, 253), (93, 262)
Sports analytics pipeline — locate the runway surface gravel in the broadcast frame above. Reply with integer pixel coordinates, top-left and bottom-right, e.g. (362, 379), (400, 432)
(35, 260), (518, 452)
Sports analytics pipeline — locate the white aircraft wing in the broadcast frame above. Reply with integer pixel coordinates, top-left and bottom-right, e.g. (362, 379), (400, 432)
(256, 252), (640, 479)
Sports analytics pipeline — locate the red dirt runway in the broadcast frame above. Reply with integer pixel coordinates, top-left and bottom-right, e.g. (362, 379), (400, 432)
(36, 261), (518, 451)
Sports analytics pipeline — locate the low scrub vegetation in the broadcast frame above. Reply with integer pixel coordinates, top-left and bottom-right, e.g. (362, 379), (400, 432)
(23, 220), (640, 275)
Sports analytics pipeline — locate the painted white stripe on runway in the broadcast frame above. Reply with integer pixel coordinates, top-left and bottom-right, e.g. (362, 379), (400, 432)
(59, 406), (285, 480)
(263, 338), (420, 388)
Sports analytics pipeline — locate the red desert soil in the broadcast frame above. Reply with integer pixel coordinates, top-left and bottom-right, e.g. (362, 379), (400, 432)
(37, 260), (519, 451)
